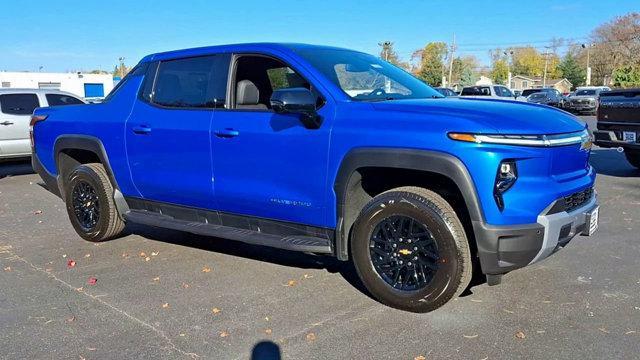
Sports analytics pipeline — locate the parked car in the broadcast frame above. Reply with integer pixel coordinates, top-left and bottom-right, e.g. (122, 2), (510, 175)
(525, 89), (565, 108)
(512, 90), (522, 98)
(460, 85), (515, 99)
(434, 87), (458, 97)
(31, 43), (598, 313)
(593, 88), (640, 168)
(567, 86), (611, 114)
(0, 89), (85, 160)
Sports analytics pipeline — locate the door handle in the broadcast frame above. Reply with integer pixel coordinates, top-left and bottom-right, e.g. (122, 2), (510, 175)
(214, 128), (240, 138)
(0, 121), (14, 126)
(132, 125), (152, 134)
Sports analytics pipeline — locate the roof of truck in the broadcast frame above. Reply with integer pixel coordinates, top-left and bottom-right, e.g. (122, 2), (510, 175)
(0, 88), (81, 97)
(141, 43), (363, 62)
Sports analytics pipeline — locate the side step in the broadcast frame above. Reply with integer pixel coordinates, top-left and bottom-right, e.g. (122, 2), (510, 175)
(124, 210), (333, 254)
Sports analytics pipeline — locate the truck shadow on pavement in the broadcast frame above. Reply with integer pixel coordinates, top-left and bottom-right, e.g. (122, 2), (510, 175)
(127, 222), (372, 297)
(0, 159), (34, 179)
(590, 148), (640, 178)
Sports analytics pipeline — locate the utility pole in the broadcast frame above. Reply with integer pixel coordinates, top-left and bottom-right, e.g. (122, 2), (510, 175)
(582, 43), (594, 86)
(542, 46), (551, 88)
(447, 34), (456, 89)
(503, 50), (514, 88)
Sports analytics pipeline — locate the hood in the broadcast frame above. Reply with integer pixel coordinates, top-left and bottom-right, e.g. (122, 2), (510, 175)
(570, 95), (597, 100)
(370, 98), (585, 135)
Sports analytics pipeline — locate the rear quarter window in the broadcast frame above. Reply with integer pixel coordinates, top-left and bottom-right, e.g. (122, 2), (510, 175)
(0, 93), (40, 115)
(45, 94), (84, 106)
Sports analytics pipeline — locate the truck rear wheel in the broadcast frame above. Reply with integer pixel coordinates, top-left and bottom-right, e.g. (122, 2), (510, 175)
(64, 163), (125, 242)
(350, 186), (472, 313)
(625, 151), (640, 169)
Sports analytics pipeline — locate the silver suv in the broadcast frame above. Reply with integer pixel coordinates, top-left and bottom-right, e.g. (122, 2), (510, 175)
(568, 86), (611, 115)
(0, 89), (85, 160)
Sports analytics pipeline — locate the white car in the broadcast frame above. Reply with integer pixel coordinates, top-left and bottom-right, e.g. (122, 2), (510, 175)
(459, 85), (516, 100)
(0, 89), (85, 160)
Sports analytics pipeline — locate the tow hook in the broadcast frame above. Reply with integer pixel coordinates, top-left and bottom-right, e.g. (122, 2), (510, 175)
(617, 147), (625, 153)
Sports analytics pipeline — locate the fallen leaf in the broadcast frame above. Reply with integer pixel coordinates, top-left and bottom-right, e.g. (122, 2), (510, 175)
(62, 254), (67, 258)
(84, 254), (91, 258)
(463, 334), (479, 339)
(598, 327), (609, 333)
(182, 283), (190, 289)
(303, 274), (313, 279)
(87, 277), (97, 285)
(414, 356), (426, 360)
(122, 253), (129, 258)
(305, 332), (316, 342)
(212, 307), (221, 315)
(625, 330), (636, 335)
(202, 266), (212, 273)
(179, 333), (186, 337)
(515, 331), (526, 339)
(87, 348), (96, 351)
(503, 309), (514, 314)
(76, 287), (83, 292)
(470, 299), (483, 303)
(67, 260), (76, 269)
(151, 252), (159, 256)
(265, 316), (270, 321)
(33, 210), (43, 215)
(3, 266), (10, 271)
(264, 328), (273, 335)
(145, 257), (151, 262)
(219, 331), (229, 338)
(45, 268), (53, 272)
(162, 303), (169, 308)
(153, 277), (160, 282)
(284, 280), (297, 287)
(66, 316), (75, 323)
(139, 252), (146, 257)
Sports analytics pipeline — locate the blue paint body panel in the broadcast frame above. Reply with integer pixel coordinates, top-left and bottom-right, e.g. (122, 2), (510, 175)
(32, 43), (595, 231)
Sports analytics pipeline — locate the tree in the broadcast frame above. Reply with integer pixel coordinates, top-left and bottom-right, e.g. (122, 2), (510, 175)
(511, 46), (545, 77)
(414, 42), (448, 86)
(378, 41), (409, 70)
(586, 12), (640, 85)
(557, 53), (585, 89)
(459, 66), (478, 87)
(450, 56), (479, 85)
(491, 59), (509, 85)
(612, 66), (640, 88)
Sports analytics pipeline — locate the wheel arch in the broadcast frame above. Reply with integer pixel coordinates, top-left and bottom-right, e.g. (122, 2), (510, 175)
(333, 148), (485, 261)
(53, 135), (129, 216)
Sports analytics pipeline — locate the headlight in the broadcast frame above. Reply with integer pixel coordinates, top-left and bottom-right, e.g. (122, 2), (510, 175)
(494, 160), (517, 211)
(448, 129), (588, 147)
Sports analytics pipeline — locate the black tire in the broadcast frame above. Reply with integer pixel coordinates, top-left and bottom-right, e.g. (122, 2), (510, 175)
(625, 151), (640, 169)
(64, 163), (125, 242)
(350, 186), (472, 313)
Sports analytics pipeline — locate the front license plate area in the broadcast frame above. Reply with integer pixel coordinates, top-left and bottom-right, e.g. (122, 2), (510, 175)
(583, 206), (599, 236)
(623, 131), (637, 143)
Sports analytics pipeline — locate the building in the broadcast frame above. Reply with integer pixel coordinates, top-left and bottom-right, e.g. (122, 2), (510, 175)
(475, 75), (493, 86)
(509, 75), (573, 94)
(0, 71), (114, 100)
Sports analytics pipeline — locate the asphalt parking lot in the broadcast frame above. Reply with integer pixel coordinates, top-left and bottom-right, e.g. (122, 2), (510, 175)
(1, 117), (639, 360)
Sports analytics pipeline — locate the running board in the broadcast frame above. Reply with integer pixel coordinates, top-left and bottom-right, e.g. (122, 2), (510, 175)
(124, 209), (333, 254)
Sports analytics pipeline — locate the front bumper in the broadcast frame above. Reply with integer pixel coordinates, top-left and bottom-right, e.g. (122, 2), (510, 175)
(475, 190), (598, 275)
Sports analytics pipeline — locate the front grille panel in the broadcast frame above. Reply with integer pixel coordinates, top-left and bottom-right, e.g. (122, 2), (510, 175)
(564, 187), (594, 213)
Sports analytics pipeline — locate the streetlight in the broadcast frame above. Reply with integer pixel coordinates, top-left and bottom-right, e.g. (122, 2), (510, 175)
(378, 41), (391, 61)
(581, 43), (595, 86)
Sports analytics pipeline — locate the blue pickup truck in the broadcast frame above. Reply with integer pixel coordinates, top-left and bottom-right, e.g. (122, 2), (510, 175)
(31, 43), (598, 312)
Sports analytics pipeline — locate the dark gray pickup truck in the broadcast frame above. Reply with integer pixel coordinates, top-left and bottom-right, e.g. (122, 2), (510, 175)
(594, 89), (640, 168)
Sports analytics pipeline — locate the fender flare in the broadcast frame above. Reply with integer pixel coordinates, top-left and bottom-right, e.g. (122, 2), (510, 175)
(53, 135), (129, 216)
(333, 148), (485, 260)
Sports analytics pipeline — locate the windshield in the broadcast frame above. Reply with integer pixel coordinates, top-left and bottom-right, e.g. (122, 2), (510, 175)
(575, 89), (596, 96)
(294, 48), (443, 101)
(529, 93), (547, 100)
(521, 89), (542, 97)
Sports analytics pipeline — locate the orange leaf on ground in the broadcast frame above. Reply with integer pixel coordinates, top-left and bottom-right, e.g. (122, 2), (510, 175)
(212, 307), (221, 315)
(162, 303), (169, 308)
(139, 252), (146, 257)
(153, 277), (160, 282)
(305, 333), (316, 342)
(3, 266), (10, 271)
(219, 331), (229, 337)
(515, 331), (526, 339)
(67, 260), (76, 268)
(284, 280), (297, 287)
(414, 356), (426, 360)
(264, 328), (273, 335)
(202, 266), (212, 273)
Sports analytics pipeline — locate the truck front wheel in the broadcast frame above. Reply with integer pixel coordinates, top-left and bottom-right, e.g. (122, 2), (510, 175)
(625, 151), (640, 169)
(63, 163), (125, 242)
(350, 186), (472, 313)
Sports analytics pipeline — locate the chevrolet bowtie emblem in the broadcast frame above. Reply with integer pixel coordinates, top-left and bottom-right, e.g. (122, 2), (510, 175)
(398, 249), (412, 256)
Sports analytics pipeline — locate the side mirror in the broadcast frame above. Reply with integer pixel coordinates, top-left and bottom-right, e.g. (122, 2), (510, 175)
(270, 88), (322, 129)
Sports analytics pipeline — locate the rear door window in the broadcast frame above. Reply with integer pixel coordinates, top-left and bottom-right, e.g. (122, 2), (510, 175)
(0, 94), (40, 115)
(152, 54), (230, 108)
(45, 94), (84, 106)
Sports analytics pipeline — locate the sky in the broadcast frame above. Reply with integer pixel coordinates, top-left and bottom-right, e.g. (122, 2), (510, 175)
(0, 0), (638, 73)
